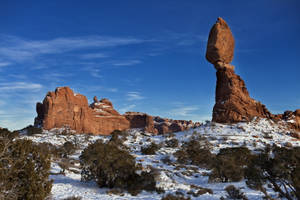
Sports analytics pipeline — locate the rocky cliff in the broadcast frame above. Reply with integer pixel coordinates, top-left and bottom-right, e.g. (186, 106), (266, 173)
(35, 87), (130, 135)
(35, 87), (198, 135)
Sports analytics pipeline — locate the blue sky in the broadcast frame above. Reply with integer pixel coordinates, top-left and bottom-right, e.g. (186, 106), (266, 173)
(0, 0), (300, 130)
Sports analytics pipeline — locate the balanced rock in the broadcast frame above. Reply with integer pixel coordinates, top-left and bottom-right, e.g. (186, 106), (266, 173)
(206, 18), (273, 123)
(206, 17), (235, 70)
(34, 87), (130, 135)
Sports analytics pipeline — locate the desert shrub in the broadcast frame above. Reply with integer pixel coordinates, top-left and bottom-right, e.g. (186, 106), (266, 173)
(62, 196), (82, 200)
(209, 147), (253, 183)
(0, 128), (19, 139)
(80, 139), (157, 195)
(187, 185), (213, 197)
(141, 142), (161, 155)
(0, 138), (52, 200)
(165, 138), (179, 148)
(245, 146), (300, 200)
(25, 125), (43, 136)
(59, 141), (78, 158)
(174, 137), (214, 169)
(221, 185), (248, 200)
(161, 193), (191, 200)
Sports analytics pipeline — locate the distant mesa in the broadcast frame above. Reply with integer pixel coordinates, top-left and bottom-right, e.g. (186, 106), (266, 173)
(34, 87), (199, 135)
(206, 17), (300, 131)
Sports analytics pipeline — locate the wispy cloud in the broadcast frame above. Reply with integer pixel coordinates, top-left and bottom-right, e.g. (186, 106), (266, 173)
(112, 60), (142, 66)
(0, 35), (147, 62)
(80, 53), (108, 59)
(0, 82), (42, 91)
(169, 106), (199, 117)
(119, 104), (136, 113)
(0, 62), (11, 67)
(126, 92), (144, 101)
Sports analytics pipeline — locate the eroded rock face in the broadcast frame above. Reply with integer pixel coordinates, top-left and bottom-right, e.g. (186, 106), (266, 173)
(206, 17), (235, 70)
(124, 113), (200, 135)
(35, 87), (200, 135)
(34, 87), (130, 135)
(206, 18), (273, 123)
(206, 18), (300, 132)
(212, 67), (272, 123)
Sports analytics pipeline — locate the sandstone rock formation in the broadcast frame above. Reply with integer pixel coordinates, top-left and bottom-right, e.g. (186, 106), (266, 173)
(206, 17), (235, 70)
(206, 17), (300, 132)
(35, 87), (199, 135)
(124, 112), (200, 135)
(35, 87), (130, 135)
(125, 112), (158, 134)
(206, 17), (272, 123)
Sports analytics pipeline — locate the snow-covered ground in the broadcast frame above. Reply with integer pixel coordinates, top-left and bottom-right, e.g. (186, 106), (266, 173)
(21, 118), (300, 200)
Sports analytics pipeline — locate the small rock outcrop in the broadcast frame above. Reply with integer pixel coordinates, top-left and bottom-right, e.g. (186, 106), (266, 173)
(124, 112), (158, 134)
(35, 87), (130, 135)
(124, 112), (200, 135)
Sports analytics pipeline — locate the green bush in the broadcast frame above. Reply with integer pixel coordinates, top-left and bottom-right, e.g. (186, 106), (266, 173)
(141, 142), (161, 155)
(25, 125), (43, 136)
(60, 141), (78, 158)
(0, 128), (19, 139)
(174, 137), (214, 169)
(165, 138), (179, 148)
(161, 194), (191, 200)
(80, 139), (157, 195)
(222, 185), (248, 200)
(209, 147), (253, 183)
(0, 138), (52, 200)
(62, 196), (82, 200)
(245, 146), (300, 200)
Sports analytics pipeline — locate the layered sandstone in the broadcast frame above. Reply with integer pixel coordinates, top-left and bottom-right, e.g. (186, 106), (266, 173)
(124, 112), (200, 135)
(35, 87), (130, 135)
(206, 17), (271, 123)
(35, 87), (199, 135)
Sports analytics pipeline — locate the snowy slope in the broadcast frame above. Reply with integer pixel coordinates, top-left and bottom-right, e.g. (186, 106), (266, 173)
(21, 118), (299, 200)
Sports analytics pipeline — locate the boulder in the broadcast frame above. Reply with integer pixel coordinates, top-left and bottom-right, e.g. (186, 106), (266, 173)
(206, 17), (235, 69)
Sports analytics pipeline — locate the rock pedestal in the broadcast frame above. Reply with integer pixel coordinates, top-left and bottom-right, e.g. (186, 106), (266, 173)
(206, 17), (299, 131)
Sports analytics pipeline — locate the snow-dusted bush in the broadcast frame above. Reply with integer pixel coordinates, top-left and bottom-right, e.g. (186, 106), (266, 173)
(0, 138), (52, 200)
(174, 137), (214, 169)
(80, 139), (157, 195)
(0, 127), (19, 139)
(221, 185), (248, 200)
(141, 142), (161, 155)
(25, 125), (43, 136)
(245, 146), (300, 200)
(209, 147), (253, 183)
(161, 193), (191, 200)
(165, 138), (179, 148)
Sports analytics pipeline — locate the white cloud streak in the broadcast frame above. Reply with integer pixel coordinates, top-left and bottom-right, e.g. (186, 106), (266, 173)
(119, 104), (136, 113)
(0, 35), (146, 62)
(0, 62), (11, 67)
(126, 92), (144, 101)
(80, 53), (108, 59)
(0, 82), (42, 91)
(113, 60), (141, 66)
(169, 106), (199, 117)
